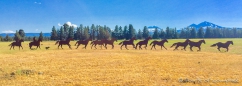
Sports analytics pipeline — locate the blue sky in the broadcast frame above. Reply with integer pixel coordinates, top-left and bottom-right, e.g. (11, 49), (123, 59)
(0, 0), (242, 33)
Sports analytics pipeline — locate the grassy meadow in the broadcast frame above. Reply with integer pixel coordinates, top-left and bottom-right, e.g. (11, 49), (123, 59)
(0, 38), (241, 85)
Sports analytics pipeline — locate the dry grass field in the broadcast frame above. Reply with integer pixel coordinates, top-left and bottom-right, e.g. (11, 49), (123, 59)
(0, 38), (241, 85)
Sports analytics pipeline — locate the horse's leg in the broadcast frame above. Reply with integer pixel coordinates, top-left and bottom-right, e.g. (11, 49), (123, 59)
(217, 47), (221, 51)
(10, 46), (12, 50)
(145, 44), (147, 50)
(125, 45), (129, 50)
(132, 44), (135, 49)
(139, 45), (142, 50)
(68, 44), (72, 49)
(84, 44), (87, 49)
(58, 44), (60, 49)
(61, 45), (63, 49)
(163, 46), (167, 50)
(174, 46), (179, 51)
(120, 44), (123, 50)
(19, 46), (20, 50)
(76, 44), (80, 49)
(226, 47), (229, 52)
(94, 44), (97, 49)
(21, 46), (23, 50)
(112, 44), (114, 49)
(13, 46), (15, 50)
(190, 46), (193, 51)
(184, 45), (187, 51)
(151, 45), (153, 50)
(198, 46), (201, 51)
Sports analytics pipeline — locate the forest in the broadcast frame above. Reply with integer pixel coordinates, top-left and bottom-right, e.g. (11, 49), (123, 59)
(1, 23), (242, 41)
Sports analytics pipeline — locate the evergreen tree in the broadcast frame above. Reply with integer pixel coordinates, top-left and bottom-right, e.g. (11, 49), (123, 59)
(51, 26), (58, 40)
(4, 34), (12, 41)
(152, 28), (159, 39)
(173, 28), (178, 39)
(128, 24), (135, 39)
(19, 29), (25, 38)
(14, 30), (22, 41)
(123, 26), (128, 39)
(83, 27), (90, 39)
(159, 29), (165, 38)
(197, 27), (204, 38)
(118, 26), (123, 39)
(39, 31), (43, 40)
(165, 27), (171, 39)
(68, 26), (74, 39)
(142, 26), (149, 39)
(205, 27), (212, 38)
(190, 27), (197, 38)
(59, 26), (65, 40)
(91, 24), (96, 40)
(0, 36), (2, 41)
(137, 29), (142, 39)
(179, 28), (186, 38)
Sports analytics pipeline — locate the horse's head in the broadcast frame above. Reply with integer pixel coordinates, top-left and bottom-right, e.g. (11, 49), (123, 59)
(163, 39), (168, 43)
(228, 41), (233, 45)
(185, 39), (191, 43)
(38, 38), (43, 42)
(147, 37), (152, 40)
(201, 39), (206, 44)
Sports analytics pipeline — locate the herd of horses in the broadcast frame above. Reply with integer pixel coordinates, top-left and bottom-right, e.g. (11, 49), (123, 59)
(8, 37), (234, 52)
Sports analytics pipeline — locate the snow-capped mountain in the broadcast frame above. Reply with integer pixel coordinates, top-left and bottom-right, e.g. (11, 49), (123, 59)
(188, 21), (223, 29)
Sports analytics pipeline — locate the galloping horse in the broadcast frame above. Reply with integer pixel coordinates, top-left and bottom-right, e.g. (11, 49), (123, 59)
(211, 41), (233, 52)
(29, 37), (42, 49)
(55, 38), (73, 49)
(119, 37), (136, 50)
(170, 39), (190, 51)
(135, 37), (152, 50)
(90, 40), (105, 49)
(103, 38), (117, 49)
(150, 39), (168, 50)
(75, 38), (92, 49)
(9, 39), (24, 50)
(189, 39), (205, 51)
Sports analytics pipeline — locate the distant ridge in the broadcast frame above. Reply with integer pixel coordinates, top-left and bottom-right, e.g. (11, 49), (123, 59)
(188, 21), (223, 29)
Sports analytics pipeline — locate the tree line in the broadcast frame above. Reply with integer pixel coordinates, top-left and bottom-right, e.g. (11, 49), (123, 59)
(1, 24), (242, 42)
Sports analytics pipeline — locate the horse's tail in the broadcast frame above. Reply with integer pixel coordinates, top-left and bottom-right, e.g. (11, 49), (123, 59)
(150, 41), (154, 46)
(210, 43), (217, 47)
(170, 43), (177, 48)
(55, 41), (59, 45)
(119, 41), (123, 45)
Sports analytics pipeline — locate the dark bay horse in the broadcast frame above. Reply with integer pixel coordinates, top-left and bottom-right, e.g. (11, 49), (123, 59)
(189, 39), (205, 51)
(119, 37), (136, 50)
(29, 37), (42, 49)
(90, 40), (105, 49)
(135, 37), (152, 50)
(211, 41), (233, 52)
(9, 39), (24, 50)
(75, 38), (92, 49)
(103, 38), (117, 49)
(55, 38), (73, 49)
(170, 39), (191, 51)
(150, 39), (168, 50)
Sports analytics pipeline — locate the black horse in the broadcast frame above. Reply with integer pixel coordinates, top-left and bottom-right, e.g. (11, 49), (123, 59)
(90, 40), (105, 49)
(55, 38), (73, 49)
(150, 39), (168, 50)
(189, 39), (205, 51)
(170, 39), (190, 51)
(103, 38), (117, 49)
(119, 37), (136, 50)
(211, 41), (233, 52)
(9, 39), (24, 50)
(29, 37), (42, 49)
(75, 38), (92, 49)
(135, 37), (152, 50)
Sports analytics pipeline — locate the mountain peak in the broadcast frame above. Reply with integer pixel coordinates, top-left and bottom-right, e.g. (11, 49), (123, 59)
(188, 21), (223, 28)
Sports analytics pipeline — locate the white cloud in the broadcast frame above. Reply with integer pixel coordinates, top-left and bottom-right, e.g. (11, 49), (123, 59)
(2, 30), (15, 33)
(35, 29), (39, 31)
(34, 2), (41, 4)
(59, 21), (77, 28)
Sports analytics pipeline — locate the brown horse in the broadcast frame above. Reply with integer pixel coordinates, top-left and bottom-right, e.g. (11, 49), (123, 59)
(55, 38), (73, 49)
(189, 39), (205, 51)
(90, 40), (105, 49)
(135, 37), (152, 50)
(9, 39), (24, 50)
(211, 41), (233, 52)
(29, 37), (42, 49)
(150, 39), (168, 50)
(119, 37), (136, 50)
(170, 39), (190, 51)
(103, 38), (117, 49)
(75, 38), (92, 49)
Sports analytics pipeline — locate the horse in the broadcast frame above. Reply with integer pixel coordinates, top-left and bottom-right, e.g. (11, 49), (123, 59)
(75, 38), (92, 49)
(29, 37), (42, 49)
(189, 39), (206, 51)
(9, 39), (24, 50)
(170, 39), (191, 51)
(90, 40), (105, 49)
(55, 38), (73, 49)
(119, 37), (136, 50)
(150, 39), (168, 50)
(103, 38), (117, 49)
(210, 41), (233, 52)
(135, 37), (152, 50)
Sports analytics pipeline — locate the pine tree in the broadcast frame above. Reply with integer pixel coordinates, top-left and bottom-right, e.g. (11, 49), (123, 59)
(205, 27), (212, 38)
(83, 27), (90, 40)
(19, 29), (25, 38)
(59, 26), (65, 40)
(152, 28), (159, 39)
(68, 26), (74, 39)
(118, 26), (123, 39)
(14, 30), (22, 41)
(159, 29), (165, 38)
(179, 28), (186, 38)
(39, 31), (43, 40)
(173, 28), (178, 39)
(142, 26), (149, 39)
(128, 24), (135, 39)
(197, 27), (204, 38)
(51, 26), (58, 40)
(123, 26), (128, 39)
(137, 29), (142, 39)
(190, 27), (197, 38)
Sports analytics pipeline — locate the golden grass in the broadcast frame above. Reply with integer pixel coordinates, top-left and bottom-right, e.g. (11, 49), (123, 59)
(0, 39), (241, 85)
